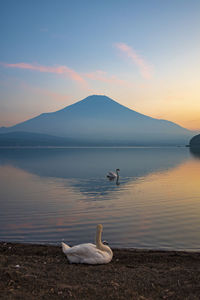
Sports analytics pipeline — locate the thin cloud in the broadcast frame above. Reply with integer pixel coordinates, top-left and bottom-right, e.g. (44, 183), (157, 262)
(0, 62), (87, 87)
(0, 62), (132, 88)
(84, 70), (131, 87)
(115, 43), (153, 79)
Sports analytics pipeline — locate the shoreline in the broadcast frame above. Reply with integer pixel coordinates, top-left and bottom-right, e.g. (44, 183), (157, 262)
(1, 242), (200, 299)
(0, 145), (186, 149)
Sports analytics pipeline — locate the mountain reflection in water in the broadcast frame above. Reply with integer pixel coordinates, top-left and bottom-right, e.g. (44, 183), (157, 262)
(0, 147), (189, 196)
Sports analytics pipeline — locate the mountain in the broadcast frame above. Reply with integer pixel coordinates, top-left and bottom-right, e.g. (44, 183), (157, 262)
(0, 95), (194, 146)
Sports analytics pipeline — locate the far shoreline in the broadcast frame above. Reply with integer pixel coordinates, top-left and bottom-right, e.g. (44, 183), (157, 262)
(0, 145), (187, 149)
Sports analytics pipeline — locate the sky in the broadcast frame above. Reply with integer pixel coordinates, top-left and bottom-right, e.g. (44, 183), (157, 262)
(0, 0), (200, 130)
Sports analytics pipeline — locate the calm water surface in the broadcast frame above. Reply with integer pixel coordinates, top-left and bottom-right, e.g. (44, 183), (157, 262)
(0, 147), (200, 250)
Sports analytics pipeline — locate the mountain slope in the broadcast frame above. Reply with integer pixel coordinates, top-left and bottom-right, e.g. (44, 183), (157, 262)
(0, 95), (194, 145)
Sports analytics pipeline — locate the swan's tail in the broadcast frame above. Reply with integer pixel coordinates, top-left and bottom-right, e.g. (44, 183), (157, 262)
(61, 242), (70, 254)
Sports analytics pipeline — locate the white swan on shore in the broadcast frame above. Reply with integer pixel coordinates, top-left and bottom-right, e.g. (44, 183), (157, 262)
(61, 224), (113, 264)
(107, 168), (120, 180)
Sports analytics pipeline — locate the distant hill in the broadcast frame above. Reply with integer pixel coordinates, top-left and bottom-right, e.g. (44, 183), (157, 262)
(0, 95), (195, 146)
(0, 132), (76, 147)
(189, 133), (200, 158)
(189, 134), (200, 147)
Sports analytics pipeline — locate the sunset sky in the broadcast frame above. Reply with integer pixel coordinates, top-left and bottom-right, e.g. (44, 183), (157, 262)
(0, 0), (200, 130)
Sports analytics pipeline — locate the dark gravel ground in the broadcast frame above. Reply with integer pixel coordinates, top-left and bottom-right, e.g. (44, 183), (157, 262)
(1, 242), (200, 299)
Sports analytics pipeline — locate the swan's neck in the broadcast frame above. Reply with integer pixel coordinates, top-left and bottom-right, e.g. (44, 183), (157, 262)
(96, 227), (110, 253)
(95, 226), (113, 256)
(96, 227), (103, 250)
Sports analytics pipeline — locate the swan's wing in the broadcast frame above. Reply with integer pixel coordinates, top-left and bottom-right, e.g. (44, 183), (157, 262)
(107, 171), (116, 177)
(64, 243), (96, 256)
(64, 243), (111, 264)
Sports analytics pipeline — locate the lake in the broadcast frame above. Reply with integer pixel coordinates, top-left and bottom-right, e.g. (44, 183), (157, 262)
(0, 147), (200, 251)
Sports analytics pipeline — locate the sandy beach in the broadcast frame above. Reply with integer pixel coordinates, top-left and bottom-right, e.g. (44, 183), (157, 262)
(1, 242), (200, 299)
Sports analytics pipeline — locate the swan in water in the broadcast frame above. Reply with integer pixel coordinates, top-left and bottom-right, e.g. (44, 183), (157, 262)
(107, 168), (120, 180)
(62, 224), (113, 264)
